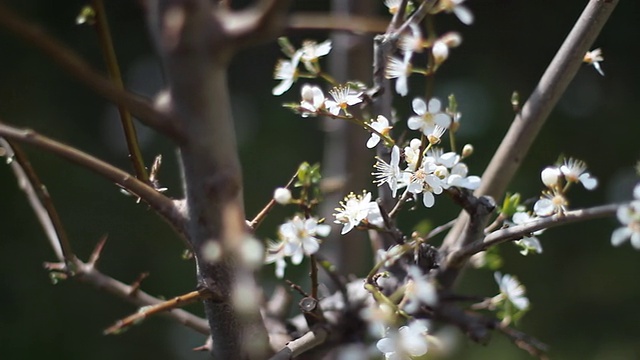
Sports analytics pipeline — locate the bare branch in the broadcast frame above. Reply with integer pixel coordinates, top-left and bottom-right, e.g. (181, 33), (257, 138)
(438, 0), (619, 285)
(104, 288), (219, 335)
(91, 0), (149, 182)
(66, 259), (210, 335)
(0, 138), (70, 263)
(0, 121), (187, 241)
(0, 4), (184, 142)
(288, 13), (388, 34)
(453, 203), (620, 261)
(269, 326), (329, 360)
(476, 0), (619, 200)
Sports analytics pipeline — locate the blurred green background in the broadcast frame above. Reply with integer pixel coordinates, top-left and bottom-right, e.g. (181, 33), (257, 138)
(0, 0), (639, 359)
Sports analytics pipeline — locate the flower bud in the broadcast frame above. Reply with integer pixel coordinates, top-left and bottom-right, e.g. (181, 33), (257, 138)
(273, 187), (292, 205)
(462, 144), (474, 158)
(540, 167), (561, 188)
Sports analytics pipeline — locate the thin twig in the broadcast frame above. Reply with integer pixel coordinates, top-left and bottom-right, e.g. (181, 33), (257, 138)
(104, 288), (218, 335)
(0, 4), (183, 142)
(91, 0), (149, 183)
(496, 321), (549, 359)
(0, 121), (187, 241)
(288, 13), (388, 34)
(0, 138), (74, 264)
(65, 259), (210, 335)
(249, 172), (298, 230)
(1, 137), (207, 336)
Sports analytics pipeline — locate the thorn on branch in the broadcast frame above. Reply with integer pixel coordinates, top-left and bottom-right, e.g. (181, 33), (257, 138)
(88, 234), (108, 266)
(128, 272), (150, 296)
(193, 336), (213, 352)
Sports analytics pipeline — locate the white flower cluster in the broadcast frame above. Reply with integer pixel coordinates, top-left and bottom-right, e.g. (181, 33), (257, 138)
(534, 158), (598, 217)
(384, 4), (469, 97)
(272, 40), (332, 96)
(333, 191), (384, 235)
(373, 144), (480, 208)
(493, 272), (529, 312)
(510, 211), (544, 256)
(299, 84), (363, 118)
(264, 216), (331, 278)
(376, 320), (430, 360)
(612, 183), (640, 250)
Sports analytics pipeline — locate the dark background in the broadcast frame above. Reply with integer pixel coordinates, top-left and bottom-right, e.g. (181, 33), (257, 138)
(0, 0), (639, 359)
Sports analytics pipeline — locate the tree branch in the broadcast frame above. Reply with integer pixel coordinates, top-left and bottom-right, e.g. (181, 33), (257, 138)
(452, 203), (620, 261)
(1, 135), (208, 336)
(0, 121), (187, 241)
(104, 287), (219, 335)
(146, 0), (291, 357)
(66, 258), (210, 335)
(0, 138), (71, 263)
(0, 3), (184, 142)
(91, 0), (149, 182)
(438, 0), (619, 285)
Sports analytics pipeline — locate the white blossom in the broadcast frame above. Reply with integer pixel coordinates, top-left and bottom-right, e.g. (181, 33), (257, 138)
(403, 266), (438, 313)
(560, 158), (598, 190)
(265, 240), (288, 278)
(367, 115), (393, 148)
(376, 321), (430, 360)
(264, 216), (331, 277)
(584, 48), (604, 76)
(273, 51), (302, 96)
(533, 190), (568, 216)
(398, 23), (424, 57)
(385, 55), (412, 96)
(407, 160), (444, 208)
(432, 32), (462, 65)
(494, 272), (529, 311)
(426, 125), (447, 145)
(404, 138), (423, 169)
(300, 84), (326, 116)
(407, 97), (452, 135)
(300, 40), (332, 73)
(325, 85), (362, 116)
(510, 211), (543, 255)
(447, 162), (481, 190)
(439, 0), (474, 25)
(373, 146), (408, 198)
(540, 166), (562, 189)
(333, 191), (383, 234)
(611, 184), (640, 250)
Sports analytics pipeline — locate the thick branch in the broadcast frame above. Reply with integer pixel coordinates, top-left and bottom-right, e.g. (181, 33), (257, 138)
(147, 1), (291, 357)
(439, 0), (619, 282)
(476, 0), (619, 200)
